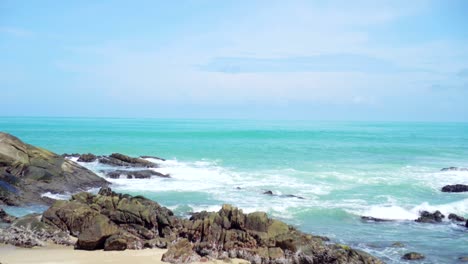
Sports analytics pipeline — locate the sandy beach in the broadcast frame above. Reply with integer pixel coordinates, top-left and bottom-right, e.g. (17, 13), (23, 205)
(0, 244), (250, 264)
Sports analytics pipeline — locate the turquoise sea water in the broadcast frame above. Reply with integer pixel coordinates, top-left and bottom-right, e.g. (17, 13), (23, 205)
(1, 117), (467, 263)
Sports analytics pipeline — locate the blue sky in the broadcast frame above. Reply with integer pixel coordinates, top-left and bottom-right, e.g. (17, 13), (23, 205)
(1, 0), (467, 121)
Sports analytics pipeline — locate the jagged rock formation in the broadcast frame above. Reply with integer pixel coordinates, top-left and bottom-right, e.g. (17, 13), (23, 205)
(0, 132), (108, 206)
(39, 187), (383, 264)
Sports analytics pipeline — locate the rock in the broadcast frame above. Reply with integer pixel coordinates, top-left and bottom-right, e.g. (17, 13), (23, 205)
(0, 213), (73, 247)
(459, 256), (468, 262)
(181, 204), (383, 264)
(263, 190), (273, 195)
(466, 219), (468, 228)
(106, 169), (170, 179)
(76, 215), (119, 250)
(39, 188), (382, 263)
(140, 155), (166, 161)
(441, 167), (468, 171)
(415, 210), (445, 223)
(402, 252), (425, 260)
(0, 208), (17, 223)
(441, 184), (468, 193)
(162, 239), (201, 264)
(0, 132), (108, 206)
(361, 216), (394, 222)
(281, 194), (305, 199)
(43, 187), (180, 251)
(448, 213), (465, 222)
(61, 153), (80, 158)
(98, 153), (158, 168)
(391, 242), (405, 248)
(77, 153), (97, 162)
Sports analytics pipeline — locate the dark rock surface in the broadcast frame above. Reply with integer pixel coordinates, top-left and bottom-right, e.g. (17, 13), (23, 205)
(361, 216), (394, 222)
(77, 153), (97, 162)
(402, 252), (425, 260)
(0, 132), (108, 206)
(441, 167), (468, 172)
(41, 187), (382, 264)
(441, 184), (468, 193)
(106, 169), (170, 179)
(415, 210), (445, 223)
(262, 190), (305, 199)
(448, 213), (465, 222)
(140, 155), (166, 161)
(98, 153), (158, 168)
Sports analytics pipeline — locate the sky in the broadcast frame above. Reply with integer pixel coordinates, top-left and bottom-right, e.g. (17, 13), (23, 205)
(1, 0), (468, 121)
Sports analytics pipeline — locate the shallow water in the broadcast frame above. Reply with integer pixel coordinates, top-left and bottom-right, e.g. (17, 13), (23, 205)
(1, 117), (467, 263)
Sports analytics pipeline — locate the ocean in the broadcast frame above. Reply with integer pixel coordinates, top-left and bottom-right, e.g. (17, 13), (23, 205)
(1, 117), (467, 263)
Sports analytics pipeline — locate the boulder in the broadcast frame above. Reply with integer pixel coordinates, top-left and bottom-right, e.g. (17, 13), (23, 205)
(106, 169), (170, 179)
(98, 153), (158, 168)
(76, 215), (119, 250)
(77, 153), (97, 162)
(402, 252), (425, 260)
(0, 132), (108, 206)
(263, 190), (274, 195)
(415, 210), (445, 223)
(448, 213), (465, 222)
(441, 184), (468, 193)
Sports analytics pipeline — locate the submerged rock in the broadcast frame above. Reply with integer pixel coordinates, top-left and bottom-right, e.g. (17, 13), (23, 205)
(263, 190), (274, 195)
(441, 184), (468, 193)
(0, 132), (108, 206)
(402, 252), (425, 260)
(415, 210), (445, 223)
(441, 167), (468, 172)
(262, 190), (305, 199)
(459, 256), (468, 262)
(361, 216), (394, 222)
(106, 169), (170, 179)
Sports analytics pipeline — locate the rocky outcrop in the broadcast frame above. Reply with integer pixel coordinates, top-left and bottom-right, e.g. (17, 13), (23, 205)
(106, 170), (170, 179)
(0, 132), (108, 206)
(0, 213), (73, 247)
(441, 184), (468, 193)
(77, 153), (97, 162)
(402, 252), (425, 260)
(41, 187), (382, 264)
(98, 153), (158, 168)
(448, 213), (465, 222)
(42, 187), (180, 251)
(441, 167), (468, 172)
(415, 210), (445, 223)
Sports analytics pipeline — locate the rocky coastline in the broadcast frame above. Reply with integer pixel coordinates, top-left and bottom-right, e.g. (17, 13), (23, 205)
(1, 132), (467, 263)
